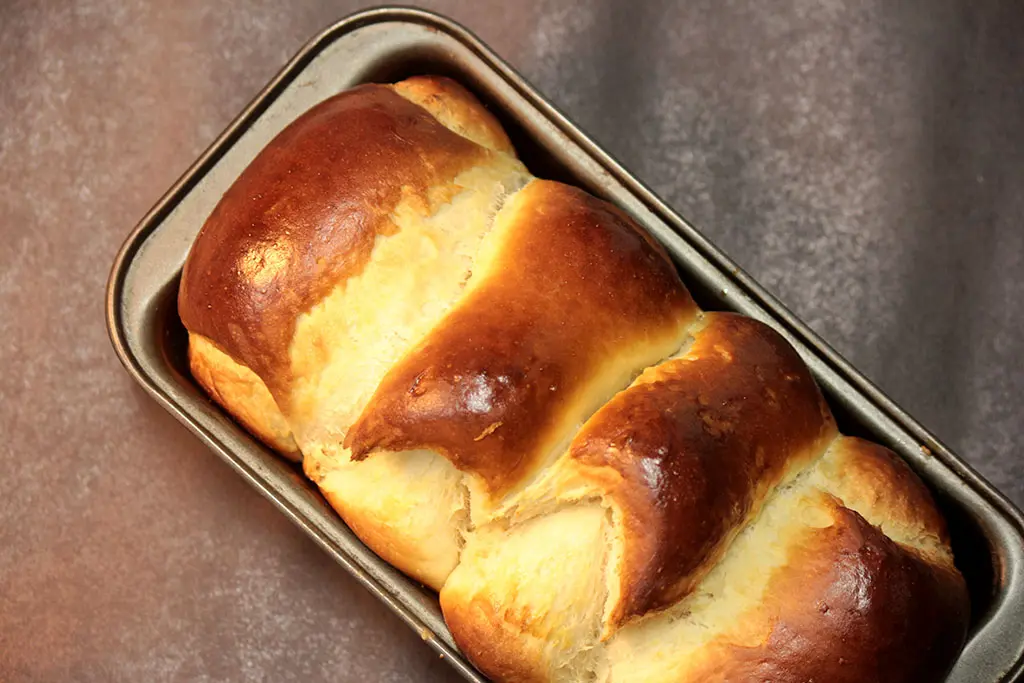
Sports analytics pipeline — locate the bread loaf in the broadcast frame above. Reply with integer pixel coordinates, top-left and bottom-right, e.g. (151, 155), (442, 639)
(178, 76), (969, 682)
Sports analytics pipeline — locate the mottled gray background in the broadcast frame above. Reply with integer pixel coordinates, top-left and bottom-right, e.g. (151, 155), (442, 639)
(1, 1), (1021, 681)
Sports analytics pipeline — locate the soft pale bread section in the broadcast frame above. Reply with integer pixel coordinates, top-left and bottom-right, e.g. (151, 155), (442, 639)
(188, 334), (298, 458)
(441, 505), (611, 682)
(317, 448), (468, 588)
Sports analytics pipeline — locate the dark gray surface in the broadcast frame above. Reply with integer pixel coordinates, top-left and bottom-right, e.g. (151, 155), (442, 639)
(1, 1), (1021, 681)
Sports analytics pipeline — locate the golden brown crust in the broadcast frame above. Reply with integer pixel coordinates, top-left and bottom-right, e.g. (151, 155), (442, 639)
(187, 333), (299, 458)
(690, 497), (969, 683)
(345, 180), (698, 494)
(442, 593), (548, 679)
(392, 76), (514, 155)
(442, 593), (549, 683)
(178, 83), (491, 394)
(823, 436), (951, 549)
(570, 313), (838, 627)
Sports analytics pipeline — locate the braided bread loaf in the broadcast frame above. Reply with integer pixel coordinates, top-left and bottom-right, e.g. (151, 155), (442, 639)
(178, 76), (969, 682)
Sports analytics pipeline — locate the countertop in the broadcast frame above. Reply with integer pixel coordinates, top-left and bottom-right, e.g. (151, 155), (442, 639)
(1, 1), (1022, 681)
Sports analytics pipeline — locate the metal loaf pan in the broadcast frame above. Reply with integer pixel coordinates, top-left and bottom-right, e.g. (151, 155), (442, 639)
(105, 8), (1024, 682)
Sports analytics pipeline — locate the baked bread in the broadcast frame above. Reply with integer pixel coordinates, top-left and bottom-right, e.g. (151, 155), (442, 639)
(178, 76), (969, 682)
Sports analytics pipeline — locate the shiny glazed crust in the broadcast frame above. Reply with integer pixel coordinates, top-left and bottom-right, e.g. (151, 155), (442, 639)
(346, 179), (697, 496)
(178, 76), (969, 682)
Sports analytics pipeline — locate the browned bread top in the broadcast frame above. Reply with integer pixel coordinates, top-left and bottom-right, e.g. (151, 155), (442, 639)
(685, 493), (968, 683)
(569, 312), (838, 626)
(346, 180), (697, 495)
(179, 81), (498, 392)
